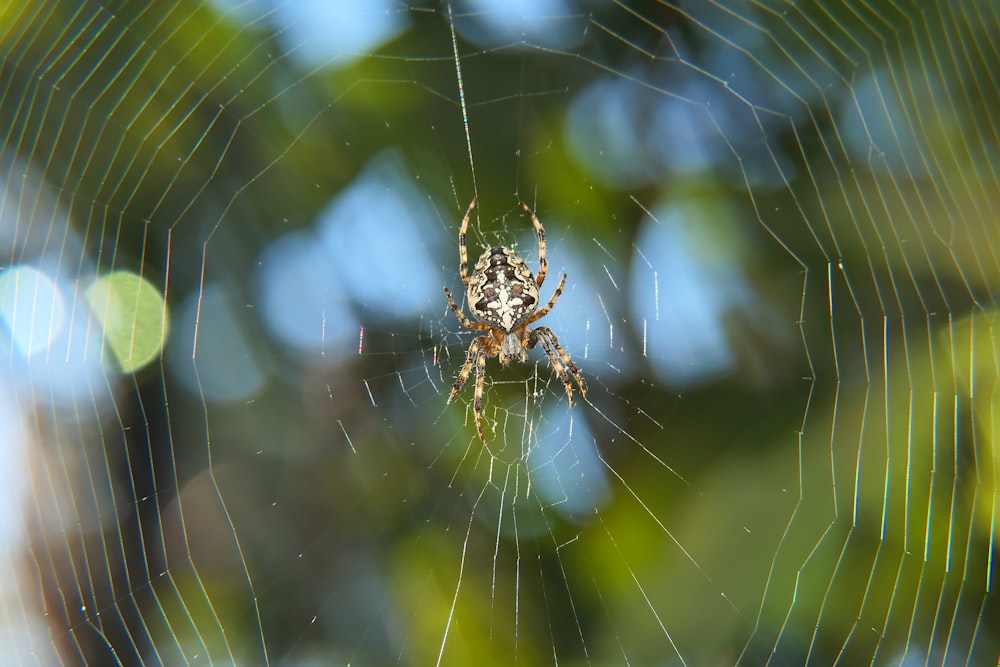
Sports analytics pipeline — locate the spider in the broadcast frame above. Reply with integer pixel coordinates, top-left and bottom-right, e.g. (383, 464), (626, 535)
(443, 197), (588, 441)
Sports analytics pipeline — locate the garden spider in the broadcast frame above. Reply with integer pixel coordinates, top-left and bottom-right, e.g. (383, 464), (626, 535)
(443, 197), (588, 441)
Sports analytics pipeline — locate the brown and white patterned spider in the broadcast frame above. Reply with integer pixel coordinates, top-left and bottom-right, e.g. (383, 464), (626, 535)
(443, 197), (588, 441)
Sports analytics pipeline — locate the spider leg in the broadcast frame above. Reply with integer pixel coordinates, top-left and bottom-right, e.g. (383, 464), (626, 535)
(448, 335), (490, 404)
(527, 325), (588, 406)
(519, 273), (567, 328)
(458, 197), (478, 284)
(447, 335), (492, 441)
(444, 286), (492, 331)
(520, 201), (547, 289)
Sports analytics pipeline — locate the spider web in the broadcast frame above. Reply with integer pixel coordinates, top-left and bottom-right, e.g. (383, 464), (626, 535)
(0, 1), (997, 665)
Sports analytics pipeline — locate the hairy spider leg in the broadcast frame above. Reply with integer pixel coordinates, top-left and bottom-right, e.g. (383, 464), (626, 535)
(458, 197), (478, 284)
(443, 286), (491, 331)
(445, 284), (497, 441)
(448, 334), (491, 404)
(520, 273), (567, 329)
(528, 325), (589, 405)
(519, 201), (548, 289)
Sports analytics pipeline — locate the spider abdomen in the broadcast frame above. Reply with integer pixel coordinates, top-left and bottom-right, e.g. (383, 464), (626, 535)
(467, 247), (539, 332)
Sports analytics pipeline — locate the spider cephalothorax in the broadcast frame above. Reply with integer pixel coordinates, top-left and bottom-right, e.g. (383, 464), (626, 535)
(443, 197), (588, 441)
